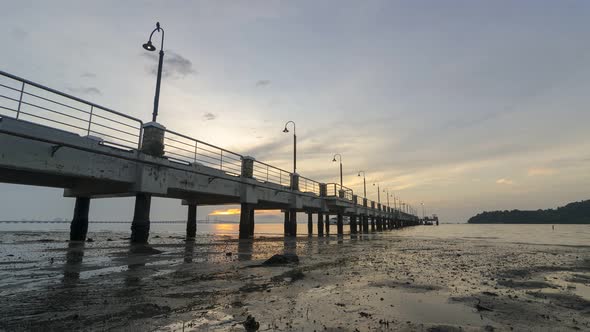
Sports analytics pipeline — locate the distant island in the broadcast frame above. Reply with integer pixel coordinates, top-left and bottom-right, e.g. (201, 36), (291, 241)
(468, 200), (590, 224)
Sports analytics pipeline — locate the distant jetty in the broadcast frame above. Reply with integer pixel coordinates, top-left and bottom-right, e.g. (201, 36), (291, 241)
(468, 200), (590, 224)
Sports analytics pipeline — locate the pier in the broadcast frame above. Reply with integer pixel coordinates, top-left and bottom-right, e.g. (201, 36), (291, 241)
(0, 70), (419, 243)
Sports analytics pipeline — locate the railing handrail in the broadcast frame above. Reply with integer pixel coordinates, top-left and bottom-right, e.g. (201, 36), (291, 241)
(0, 70), (143, 126)
(252, 159), (291, 175)
(164, 128), (243, 159)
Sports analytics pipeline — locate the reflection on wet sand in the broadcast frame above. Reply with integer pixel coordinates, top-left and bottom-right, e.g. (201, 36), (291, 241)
(283, 237), (297, 256)
(237, 239), (253, 261)
(125, 244), (151, 287)
(62, 241), (85, 286)
(184, 239), (195, 263)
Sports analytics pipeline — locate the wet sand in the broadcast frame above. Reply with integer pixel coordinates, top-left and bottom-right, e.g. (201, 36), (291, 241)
(1, 225), (590, 331)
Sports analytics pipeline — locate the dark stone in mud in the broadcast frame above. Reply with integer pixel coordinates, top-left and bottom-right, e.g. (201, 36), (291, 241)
(86, 238), (94, 242)
(243, 315), (260, 331)
(263, 253), (299, 265)
(482, 291), (499, 296)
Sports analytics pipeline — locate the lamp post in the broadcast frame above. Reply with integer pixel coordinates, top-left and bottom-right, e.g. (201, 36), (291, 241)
(357, 171), (366, 198)
(332, 154), (343, 187)
(372, 183), (380, 204)
(142, 22), (165, 123)
(383, 189), (390, 207)
(283, 121), (296, 174)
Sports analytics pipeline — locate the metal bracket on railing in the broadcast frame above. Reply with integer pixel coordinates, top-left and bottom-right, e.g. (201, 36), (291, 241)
(208, 176), (218, 184)
(50, 144), (63, 157)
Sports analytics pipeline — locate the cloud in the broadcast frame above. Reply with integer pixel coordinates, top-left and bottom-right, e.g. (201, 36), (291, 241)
(203, 112), (217, 121)
(67, 87), (102, 95)
(80, 72), (97, 78)
(496, 178), (514, 185)
(11, 28), (27, 40)
(256, 80), (271, 87)
(527, 167), (557, 176)
(142, 50), (195, 79)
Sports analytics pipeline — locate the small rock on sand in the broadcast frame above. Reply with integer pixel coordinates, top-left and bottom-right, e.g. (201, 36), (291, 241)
(263, 254), (299, 265)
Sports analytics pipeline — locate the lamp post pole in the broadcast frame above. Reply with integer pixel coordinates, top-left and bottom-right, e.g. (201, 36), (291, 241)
(283, 121), (296, 174)
(373, 183), (380, 204)
(142, 22), (165, 123)
(332, 154), (343, 187)
(357, 171), (366, 198)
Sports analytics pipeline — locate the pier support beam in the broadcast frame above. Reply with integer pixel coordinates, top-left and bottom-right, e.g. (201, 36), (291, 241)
(362, 215), (369, 233)
(350, 215), (357, 234)
(318, 213), (324, 236)
(325, 214), (330, 235)
(70, 197), (90, 241)
(307, 212), (313, 236)
(371, 216), (376, 232)
(287, 210), (297, 237)
(239, 203), (254, 239)
(186, 204), (197, 239)
(337, 214), (344, 235)
(131, 193), (151, 243)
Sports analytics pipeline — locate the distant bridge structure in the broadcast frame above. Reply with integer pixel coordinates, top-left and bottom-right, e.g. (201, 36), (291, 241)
(0, 70), (419, 243)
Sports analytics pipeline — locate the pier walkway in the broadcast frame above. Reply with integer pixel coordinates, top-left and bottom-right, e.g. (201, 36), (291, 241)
(0, 70), (419, 243)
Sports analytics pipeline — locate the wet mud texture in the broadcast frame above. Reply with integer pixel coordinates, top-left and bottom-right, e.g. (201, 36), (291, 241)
(1, 231), (590, 331)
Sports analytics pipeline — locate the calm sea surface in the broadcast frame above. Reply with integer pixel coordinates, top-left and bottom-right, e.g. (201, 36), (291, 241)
(0, 222), (588, 246)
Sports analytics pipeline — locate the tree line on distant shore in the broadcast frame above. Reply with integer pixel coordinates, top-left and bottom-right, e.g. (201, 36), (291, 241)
(467, 200), (590, 224)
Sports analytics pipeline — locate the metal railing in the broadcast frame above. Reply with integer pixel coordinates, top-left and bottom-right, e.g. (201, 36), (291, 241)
(252, 161), (291, 188)
(299, 176), (321, 196)
(325, 183), (354, 201)
(0, 71), (404, 209)
(0, 70), (143, 150)
(163, 129), (243, 176)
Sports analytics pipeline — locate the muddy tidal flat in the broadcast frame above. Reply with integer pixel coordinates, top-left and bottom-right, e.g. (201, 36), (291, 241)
(1, 224), (590, 331)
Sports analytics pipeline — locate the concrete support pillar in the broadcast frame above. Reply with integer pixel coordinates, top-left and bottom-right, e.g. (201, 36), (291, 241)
(131, 193), (151, 243)
(141, 122), (166, 157)
(287, 210), (297, 237)
(239, 203), (254, 239)
(318, 213), (324, 236)
(325, 214), (330, 235)
(363, 215), (369, 233)
(371, 216), (376, 231)
(186, 204), (197, 239)
(284, 211), (289, 235)
(307, 212), (313, 236)
(70, 197), (90, 241)
(337, 214), (344, 235)
(350, 215), (357, 234)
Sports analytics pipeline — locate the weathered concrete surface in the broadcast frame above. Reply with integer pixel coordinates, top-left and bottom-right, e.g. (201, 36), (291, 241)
(0, 117), (418, 223)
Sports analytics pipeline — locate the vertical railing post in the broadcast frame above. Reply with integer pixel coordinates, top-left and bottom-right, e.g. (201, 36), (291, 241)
(266, 165), (269, 182)
(220, 150), (223, 170)
(87, 105), (94, 136)
(16, 82), (25, 119)
(193, 141), (197, 162)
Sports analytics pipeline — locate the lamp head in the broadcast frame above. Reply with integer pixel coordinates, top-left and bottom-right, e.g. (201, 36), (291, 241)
(142, 40), (156, 51)
(332, 157), (337, 162)
(357, 172), (361, 176)
(283, 127), (289, 133)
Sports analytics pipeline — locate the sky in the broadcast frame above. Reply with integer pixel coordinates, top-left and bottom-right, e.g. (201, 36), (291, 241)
(1, 0), (590, 223)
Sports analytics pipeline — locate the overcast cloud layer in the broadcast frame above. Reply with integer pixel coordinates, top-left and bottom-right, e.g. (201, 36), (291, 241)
(1, 1), (589, 223)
